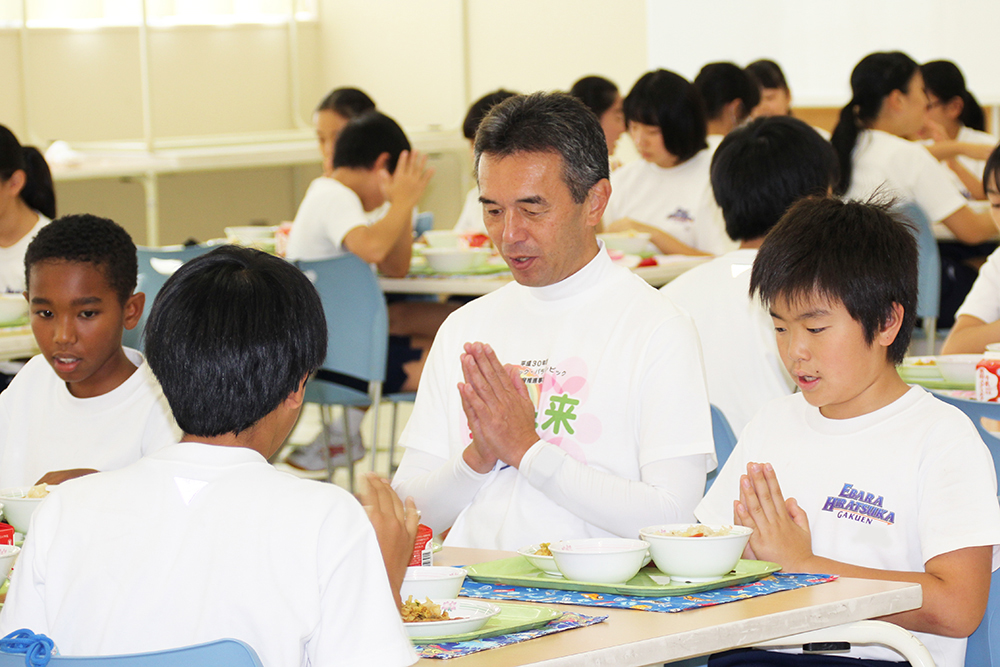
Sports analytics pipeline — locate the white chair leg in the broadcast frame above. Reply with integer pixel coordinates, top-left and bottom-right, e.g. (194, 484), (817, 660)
(388, 402), (400, 477)
(925, 316), (937, 355)
(341, 407), (355, 493)
(753, 620), (935, 666)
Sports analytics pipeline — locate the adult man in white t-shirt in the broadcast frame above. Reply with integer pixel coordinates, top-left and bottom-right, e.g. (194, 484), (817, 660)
(391, 92), (715, 550)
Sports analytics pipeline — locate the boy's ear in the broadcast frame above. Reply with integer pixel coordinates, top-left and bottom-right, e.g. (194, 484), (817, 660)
(284, 374), (310, 411)
(373, 152), (391, 173)
(878, 302), (905, 348)
(122, 292), (145, 331)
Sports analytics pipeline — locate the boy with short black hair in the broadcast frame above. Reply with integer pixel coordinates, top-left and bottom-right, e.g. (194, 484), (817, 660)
(0, 213), (176, 488)
(0, 246), (417, 666)
(697, 196), (1000, 667)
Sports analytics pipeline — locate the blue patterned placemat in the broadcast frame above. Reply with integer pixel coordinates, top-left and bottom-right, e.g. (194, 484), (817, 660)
(460, 572), (837, 613)
(416, 611), (606, 659)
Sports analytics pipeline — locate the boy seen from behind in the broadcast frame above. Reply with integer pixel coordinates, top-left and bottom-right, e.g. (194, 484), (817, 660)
(0, 214), (176, 488)
(0, 246), (417, 666)
(697, 197), (1000, 667)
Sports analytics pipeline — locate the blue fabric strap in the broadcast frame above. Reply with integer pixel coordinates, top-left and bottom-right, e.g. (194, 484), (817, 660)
(0, 629), (56, 666)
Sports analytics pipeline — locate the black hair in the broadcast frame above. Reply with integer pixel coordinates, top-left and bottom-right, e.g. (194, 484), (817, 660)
(830, 52), (919, 196)
(921, 60), (985, 132)
(24, 214), (136, 304)
(474, 92), (609, 204)
(750, 196), (917, 365)
(746, 60), (788, 92)
(711, 116), (838, 242)
(694, 62), (761, 123)
(569, 76), (619, 119)
(332, 111), (411, 174)
(623, 70), (708, 163)
(144, 246), (327, 438)
(463, 90), (518, 141)
(315, 87), (376, 119)
(983, 144), (1000, 196)
(0, 125), (56, 220)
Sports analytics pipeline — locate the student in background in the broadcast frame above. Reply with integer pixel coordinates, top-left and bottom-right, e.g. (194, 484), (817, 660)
(662, 116), (837, 435)
(603, 69), (733, 256)
(570, 75), (627, 168)
(831, 51), (995, 328)
(313, 87), (376, 177)
(0, 214), (177, 488)
(0, 125), (54, 294)
(942, 145), (1000, 354)
(0, 246), (418, 667)
(745, 60), (792, 118)
(920, 60), (996, 200)
(693, 62), (760, 151)
(453, 90), (518, 234)
(698, 197), (1000, 667)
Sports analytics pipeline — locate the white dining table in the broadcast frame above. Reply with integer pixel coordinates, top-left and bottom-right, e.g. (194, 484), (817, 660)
(0, 327), (37, 363)
(418, 547), (923, 667)
(380, 256), (709, 296)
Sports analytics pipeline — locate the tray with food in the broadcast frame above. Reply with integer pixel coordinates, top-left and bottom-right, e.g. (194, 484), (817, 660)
(405, 598), (562, 644)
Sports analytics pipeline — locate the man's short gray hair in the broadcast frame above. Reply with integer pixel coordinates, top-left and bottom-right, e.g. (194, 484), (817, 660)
(474, 92), (610, 204)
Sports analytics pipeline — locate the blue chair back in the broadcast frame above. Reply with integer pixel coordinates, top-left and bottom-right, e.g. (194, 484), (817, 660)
(897, 202), (940, 321)
(706, 404), (737, 492)
(967, 535), (1000, 667)
(931, 391), (1000, 483)
(124, 243), (219, 352)
(296, 254), (388, 406)
(0, 638), (262, 666)
(414, 211), (434, 238)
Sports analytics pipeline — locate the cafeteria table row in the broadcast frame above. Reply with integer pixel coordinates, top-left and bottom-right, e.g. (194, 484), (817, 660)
(421, 547), (923, 667)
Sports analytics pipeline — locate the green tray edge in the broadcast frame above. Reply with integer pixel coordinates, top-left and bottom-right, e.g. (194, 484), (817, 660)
(411, 602), (562, 645)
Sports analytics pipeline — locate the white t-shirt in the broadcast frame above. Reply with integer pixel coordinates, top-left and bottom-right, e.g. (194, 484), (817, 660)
(0, 442), (416, 667)
(661, 248), (794, 435)
(956, 246), (1000, 323)
(605, 149), (733, 255)
(285, 177), (369, 261)
(0, 348), (178, 488)
(696, 388), (1000, 667)
(845, 129), (967, 225)
(453, 186), (486, 234)
(393, 246), (715, 549)
(0, 214), (49, 294)
(922, 126), (996, 198)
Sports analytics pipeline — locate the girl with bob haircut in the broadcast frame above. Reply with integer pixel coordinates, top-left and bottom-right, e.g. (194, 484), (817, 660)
(746, 59), (791, 118)
(603, 70), (732, 256)
(313, 87), (376, 176)
(570, 75), (626, 162)
(920, 60), (995, 200)
(0, 124), (55, 294)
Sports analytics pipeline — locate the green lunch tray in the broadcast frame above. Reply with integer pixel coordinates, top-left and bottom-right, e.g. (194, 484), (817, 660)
(463, 556), (781, 597)
(411, 601), (562, 644)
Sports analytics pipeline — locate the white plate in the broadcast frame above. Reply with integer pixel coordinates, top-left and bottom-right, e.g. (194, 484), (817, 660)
(403, 599), (501, 639)
(517, 544), (562, 577)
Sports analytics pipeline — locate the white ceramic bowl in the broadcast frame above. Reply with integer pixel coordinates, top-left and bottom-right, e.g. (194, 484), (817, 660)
(936, 354), (981, 385)
(400, 566), (467, 601)
(0, 488), (45, 534)
(403, 599), (501, 639)
(423, 230), (461, 248)
(598, 232), (652, 254)
(0, 295), (28, 326)
(640, 524), (751, 582)
(517, 544), (562, 577)
(422, 248), (491, 274)
(0, 544), (20, 581)
(548, 538), (650, 584)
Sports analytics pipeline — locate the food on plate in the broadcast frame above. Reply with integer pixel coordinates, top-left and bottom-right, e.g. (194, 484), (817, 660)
(26, 484), (50, 499)
(910, 358), (935, 366)
(400, 596), (452, 623)
(654, 524), (732, 538)
(535, 542), (552, 556)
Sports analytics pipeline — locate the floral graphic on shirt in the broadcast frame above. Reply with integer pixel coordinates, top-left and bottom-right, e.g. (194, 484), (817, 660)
(666, 208), (694, 225)
(820, 482), (896, 525)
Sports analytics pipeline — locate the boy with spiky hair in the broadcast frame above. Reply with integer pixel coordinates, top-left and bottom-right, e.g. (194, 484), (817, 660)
(697, 197), (1000, 667)
(0, 214), (176, 488)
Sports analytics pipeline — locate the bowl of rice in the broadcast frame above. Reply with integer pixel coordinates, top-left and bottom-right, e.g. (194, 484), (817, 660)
(639, 524), (752, 582)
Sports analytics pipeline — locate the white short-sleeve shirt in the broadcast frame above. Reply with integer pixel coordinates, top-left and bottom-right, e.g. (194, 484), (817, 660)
(285, 177), (369, 261)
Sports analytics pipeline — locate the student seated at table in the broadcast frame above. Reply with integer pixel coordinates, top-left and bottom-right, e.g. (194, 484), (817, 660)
(603, 69), (733, 256)
(570, 75), (626, 169)
(662, 116), (837, 436)
(942, 145), (1000, 354)
(392, 92), (714, 551)
(0, 214), (177, 489)
(693, 62), (760, 151)
(745, 59), (792, 119)
(453, 89), (517, 235)
(696, 196), (1000, 667)
(0, 246), (419, 667)
(313, 86), (375, 177)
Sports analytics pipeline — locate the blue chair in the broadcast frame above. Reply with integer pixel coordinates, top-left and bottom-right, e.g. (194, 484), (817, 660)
(123, 243), (220, 352)
(899, 202), (941, 354)
(297, 254), (388, 489)
(706, 404), (737, 492)
(930, 390), (1000, 482)
(967, 520), (1000, 667)
(0, 633), (262, 666)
